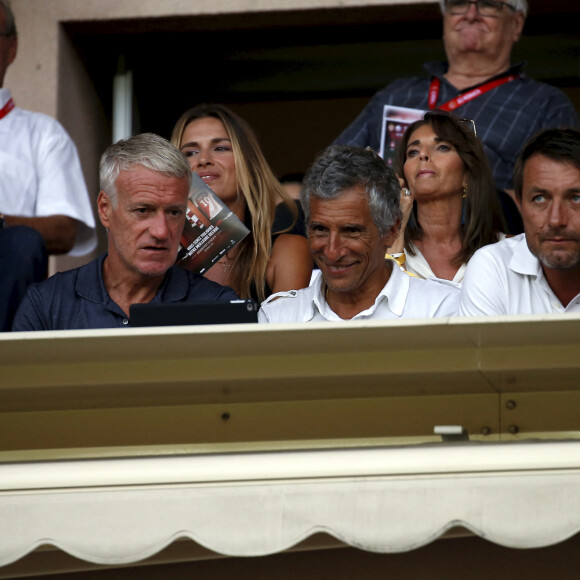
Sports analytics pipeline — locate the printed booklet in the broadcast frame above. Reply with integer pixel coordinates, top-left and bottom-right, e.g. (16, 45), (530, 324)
(379, 105), (424, 167)
(177, 173), (250, 274)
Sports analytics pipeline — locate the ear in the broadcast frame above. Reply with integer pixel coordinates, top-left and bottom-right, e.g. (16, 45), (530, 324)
(0, 37), (17, 87)
(7, 36), (17, 67)
(97, 191), (112, 229)
(382, 217), (401, 249)
(511, 11), (525, 43)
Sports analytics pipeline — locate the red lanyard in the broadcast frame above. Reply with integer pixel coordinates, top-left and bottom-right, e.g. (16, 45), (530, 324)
(428, 74), (519, 111)
(0, 98), (14, 120)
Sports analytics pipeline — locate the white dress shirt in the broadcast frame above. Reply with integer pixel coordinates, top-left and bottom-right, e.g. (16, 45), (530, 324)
(258, 263), (460, 323)
(0, 88), (96, 256)
(460, 233), (580, 315)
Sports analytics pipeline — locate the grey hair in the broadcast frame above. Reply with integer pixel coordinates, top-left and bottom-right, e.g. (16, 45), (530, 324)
(0, 0), (17, 36)
(439, 0), (528, 17)
(301, 145), (402, 237)
(99, 133), (192, 206)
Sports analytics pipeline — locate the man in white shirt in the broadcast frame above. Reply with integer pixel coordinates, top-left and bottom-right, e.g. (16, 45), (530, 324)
(460, 128), (580, 315)
(0, 0), (96, 329)
(259, 145), (459, 323)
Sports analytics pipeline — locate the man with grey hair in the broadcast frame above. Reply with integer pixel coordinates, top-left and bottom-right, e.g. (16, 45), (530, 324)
(12, 133), (237, 331)
(259, 145), (459, 322)
(334, 0), (578, 231)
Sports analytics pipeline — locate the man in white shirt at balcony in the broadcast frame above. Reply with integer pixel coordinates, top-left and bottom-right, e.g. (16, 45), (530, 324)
(460, 128), (580, 315)
(0, 0), (96, 330)
(259, 145), (459, 323)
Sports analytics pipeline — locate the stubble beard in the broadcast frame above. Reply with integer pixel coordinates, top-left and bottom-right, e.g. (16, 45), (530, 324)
(532, 233), (580, 272)
(537, 249), (580, 271)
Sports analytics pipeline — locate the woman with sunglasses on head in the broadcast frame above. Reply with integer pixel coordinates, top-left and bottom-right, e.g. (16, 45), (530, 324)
(390, 110), (506, 284)
(172, 104), (312, 303)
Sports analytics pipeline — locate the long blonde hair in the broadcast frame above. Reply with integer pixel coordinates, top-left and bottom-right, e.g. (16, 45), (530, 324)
(172, 104), (297, 301)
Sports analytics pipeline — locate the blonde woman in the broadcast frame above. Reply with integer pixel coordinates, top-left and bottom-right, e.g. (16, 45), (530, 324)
(172, 104), (312, 302)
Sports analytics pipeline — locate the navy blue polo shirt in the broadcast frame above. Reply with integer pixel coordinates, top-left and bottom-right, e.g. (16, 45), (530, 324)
(12, 253), (238, 331)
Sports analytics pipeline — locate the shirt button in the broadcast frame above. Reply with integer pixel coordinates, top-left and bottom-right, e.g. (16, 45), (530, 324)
(122, 318), (129, 325)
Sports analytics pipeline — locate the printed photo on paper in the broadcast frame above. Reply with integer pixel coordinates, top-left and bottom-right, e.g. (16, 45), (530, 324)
(379, 105), (424, 166)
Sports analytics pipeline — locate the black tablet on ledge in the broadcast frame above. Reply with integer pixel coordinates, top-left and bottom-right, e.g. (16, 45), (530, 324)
(129, 300), (259, 327)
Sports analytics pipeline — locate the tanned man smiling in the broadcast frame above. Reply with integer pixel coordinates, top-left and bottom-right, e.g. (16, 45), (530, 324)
(259, 145), (459, 323)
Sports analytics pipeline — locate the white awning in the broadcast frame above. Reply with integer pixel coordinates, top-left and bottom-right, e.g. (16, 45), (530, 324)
(2, 440), (580, 567)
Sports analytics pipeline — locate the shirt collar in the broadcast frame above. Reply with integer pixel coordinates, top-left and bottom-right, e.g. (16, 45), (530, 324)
(423, 61), (525, 90)
(309, 273), (328, 321)
(309, 263), (408, 320)
(75, 253), (191, 306)
(75, 253), (109, 304)
(0, 88), (13, 110)
(509, 234), (543, 279)
(379, 263), (409, 317)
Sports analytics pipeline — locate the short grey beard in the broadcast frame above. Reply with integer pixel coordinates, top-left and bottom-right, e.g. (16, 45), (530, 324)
(537, 250), (580, 271)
